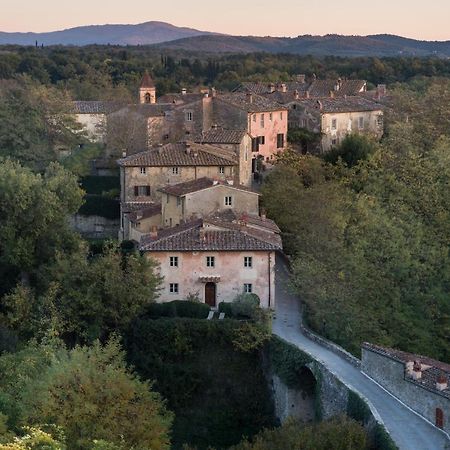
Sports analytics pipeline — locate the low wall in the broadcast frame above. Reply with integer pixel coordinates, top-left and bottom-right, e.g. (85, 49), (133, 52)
(267, 336), (398, 450)
(69, 214), (120, 239)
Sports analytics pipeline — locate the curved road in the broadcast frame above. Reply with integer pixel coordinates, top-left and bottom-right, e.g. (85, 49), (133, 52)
(272, 257), (450, 450)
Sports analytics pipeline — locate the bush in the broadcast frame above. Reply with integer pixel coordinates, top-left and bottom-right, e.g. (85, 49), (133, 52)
(80, 176), (120, 195)
(78, 195), (120, 219)
(218, 302), (233, 317)
(371, 423), (399, 450)
(145, 301), (210, 319)
(231, 294), (261, 319)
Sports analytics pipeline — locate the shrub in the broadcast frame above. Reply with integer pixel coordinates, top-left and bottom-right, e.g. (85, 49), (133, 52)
(231, 293), (261, 319)
(78, 195), (120, 219)
(80, 176), (120, 195)
(145, 301), (210, 319)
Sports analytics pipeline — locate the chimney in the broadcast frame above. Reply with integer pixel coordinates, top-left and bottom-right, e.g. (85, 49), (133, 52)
(246, 92), (253, 103)
(293, 90), (299, 100)
(185, 143), (191, 155)
(335, 78), (342, 91)
(329, 90), (335, 99)
(210, 87), (216, 97)
(181, 88), (187, 95)
(277, 83), (287, 93)
(268, 83), (275, 93)
(150, 225), (158, 239)
(260, 208), (267, 220)
(296, 74), (306, 84)
(377, 84), (387, 99)
(122, 150), (127, 158)
(203, 92), (209, 98)
(411, 361), (422, 380)
(317, 100), (323, 110)
(157, 143), (163, 154)
(436, 374), (448, 391)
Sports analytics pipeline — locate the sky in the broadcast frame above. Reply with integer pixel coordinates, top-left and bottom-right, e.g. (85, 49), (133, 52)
(1, 0), (449, 41)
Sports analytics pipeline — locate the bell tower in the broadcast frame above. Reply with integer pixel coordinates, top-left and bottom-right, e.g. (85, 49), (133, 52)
(139, 71), (156, 104)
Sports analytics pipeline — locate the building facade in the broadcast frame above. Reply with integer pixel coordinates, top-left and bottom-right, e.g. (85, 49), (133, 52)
(362, 343), (450, 435)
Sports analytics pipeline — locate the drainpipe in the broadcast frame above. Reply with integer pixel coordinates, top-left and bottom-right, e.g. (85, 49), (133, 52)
(268, 252), (272, 308)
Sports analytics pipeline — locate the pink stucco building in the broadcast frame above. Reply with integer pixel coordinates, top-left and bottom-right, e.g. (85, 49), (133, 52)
(140, 212), (282, 309)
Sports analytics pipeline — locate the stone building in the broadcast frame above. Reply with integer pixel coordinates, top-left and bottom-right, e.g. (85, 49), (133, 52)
(117, 142), (239, 240)
(140, 212), (282, 308)
(159, 177), (259, 227)
(362, 343), (450, 435)
(286, 97), (384, 153)
(213, 92), (288, 162)
(139, 71), (156, 104)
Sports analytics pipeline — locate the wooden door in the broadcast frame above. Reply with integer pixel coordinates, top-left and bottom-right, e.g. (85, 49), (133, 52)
(205, 282), (216, 307)
(436, 408), (444, 429)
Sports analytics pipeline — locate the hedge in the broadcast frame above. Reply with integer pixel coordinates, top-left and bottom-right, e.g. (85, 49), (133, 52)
(78, 195), (120, 219)
(80, 176), (120, 195)
(145, 300), (211, 319)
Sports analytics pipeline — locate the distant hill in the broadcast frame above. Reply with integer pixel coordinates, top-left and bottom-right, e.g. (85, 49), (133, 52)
(1, 22), (449, 57)
(0, 21), (215, 46)
(154, 33), (450, 57)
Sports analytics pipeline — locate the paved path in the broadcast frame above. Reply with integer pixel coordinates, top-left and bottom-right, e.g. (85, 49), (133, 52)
(272, 256), (450, 450)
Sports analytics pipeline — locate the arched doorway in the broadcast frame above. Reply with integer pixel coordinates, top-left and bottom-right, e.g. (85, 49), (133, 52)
(436, 408), (444, 429)
(205, 282), (216, 307)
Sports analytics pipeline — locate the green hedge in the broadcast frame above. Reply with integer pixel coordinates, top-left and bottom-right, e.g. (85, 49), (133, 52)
(145, 301), (210, 319)
(371, 423), (399, 450)
(268, 336), (313, 390)
(347, 390), (372, 424)
(80, 176), (120, 195)
(78, 195), (120, 219)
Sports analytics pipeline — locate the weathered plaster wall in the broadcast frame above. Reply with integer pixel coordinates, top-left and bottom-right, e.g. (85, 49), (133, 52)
(362, 348), (450, 435)
(147, 250), (276, 308)
(69, 214), (119, 238)
(75, 113), (106, 143)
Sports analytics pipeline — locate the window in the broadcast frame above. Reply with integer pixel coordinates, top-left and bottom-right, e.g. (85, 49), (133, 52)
(172, 167), (179, 175)
(251, 137), (260, 152)
(245, 146), (248, 162)
(358, 117), (364, 130)
(219, 166), (225, 174)
(331, 138), (337, 146)
(258, 136), (265, 145)
(186, 111), (193, 121)
(206, 256), (215, 267)
(140, 167), (146, 174)
(260, 114), (264, 127)
(277, 133), (285, 148)
(252, 114), (256, 122)
(269, 112), (273, 121)
(166, 194), (170, 204)
(224, 196), (232, 206)
(244, 283), (253, 293)
(169, 283), (179, 294)
(144, 92), (151, 104)
(134, 185), (150, 196)
(280, 112), (283, 120)
(244, 256), (253, 268)
(331, 118), (337, 130)
(169, 256), (178, 267)
(292, 104), (297, 110)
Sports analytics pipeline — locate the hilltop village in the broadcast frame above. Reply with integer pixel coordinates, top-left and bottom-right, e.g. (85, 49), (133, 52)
(73, 72), (386, 307)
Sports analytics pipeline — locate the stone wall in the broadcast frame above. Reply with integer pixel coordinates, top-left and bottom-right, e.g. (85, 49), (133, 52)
(69, 214), (119, 239)
(362, 347), (450, 436)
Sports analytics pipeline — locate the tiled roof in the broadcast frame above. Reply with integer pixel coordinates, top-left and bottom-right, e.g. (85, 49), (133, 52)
(140, 71), (155, 88)
(140, 219), (282, 252)
(217, 92), (287, 113)
(123, 201), (155, 212)
(205, 209), (280, 233)
(127, 203), (161, 223)
(307, 79), (366, 97)
(158, 177), (257, 197)
(235, 81), (309, 95)
(72, 101), (125, 114)
(197, 128), (248, 144)
(158, 92), (205, 105)
(117, 143), (237, 167)
(362, 343), (450, 398)
(122, 103), (174, 117)
(298, 96), (384, 113)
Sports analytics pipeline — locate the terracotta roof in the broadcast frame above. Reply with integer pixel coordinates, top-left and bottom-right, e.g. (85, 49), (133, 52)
(307, 79), (366, 97)
(197, 128), (248, 144)
(217, 92), (287, 113)
(72, 101), (125, 114)
(120, 103), (174, 118)
(158, 177), (257, 197)
(123, 201), (155, 212)
(117, 143), (237, 167)
(205, 209), (280, 233)
(362, 343), (450, 398)
(140, 71), (155, 88)
(298, 96), (383, 113)
(140, 219), (282, 252)
(127, 203), (161, 223)
(235, 81), (309, 95)
(158, 92), (205, 105)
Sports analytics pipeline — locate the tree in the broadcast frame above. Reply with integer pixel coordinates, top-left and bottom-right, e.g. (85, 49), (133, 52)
(0, 339), (173, 450)
(0, 78), (83, 170)
(0, 159), (83, 295)
(324, 134), (377, 167)
(3, 243), (162, 344)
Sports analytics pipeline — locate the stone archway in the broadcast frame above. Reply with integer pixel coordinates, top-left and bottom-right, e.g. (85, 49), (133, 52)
(295, 366), (317, 422)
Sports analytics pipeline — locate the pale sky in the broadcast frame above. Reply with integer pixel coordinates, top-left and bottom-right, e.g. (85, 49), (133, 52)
(1, 0), (449, 41)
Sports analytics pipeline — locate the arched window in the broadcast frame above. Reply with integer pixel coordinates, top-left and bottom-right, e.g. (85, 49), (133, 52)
(436, 408), (444, 428)
(144, 92), (151, 104)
